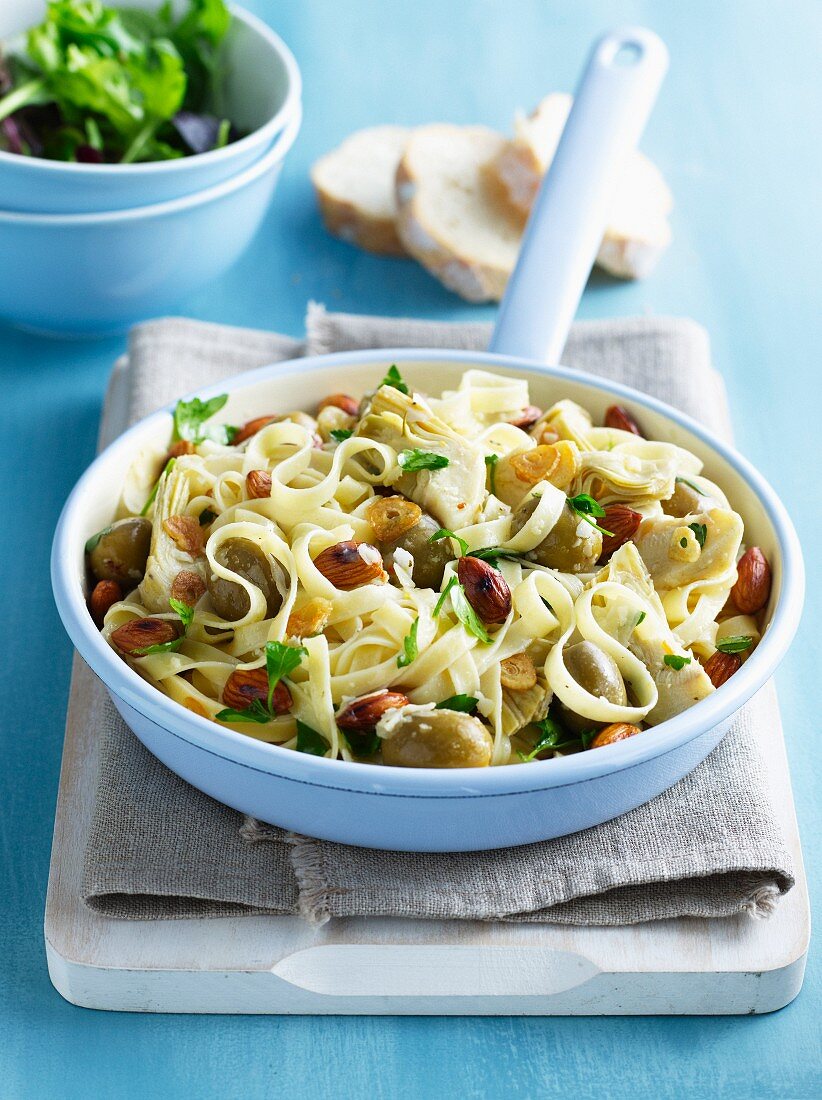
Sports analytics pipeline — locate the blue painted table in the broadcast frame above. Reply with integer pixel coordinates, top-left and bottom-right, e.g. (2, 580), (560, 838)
(1, 1), (819, 1096)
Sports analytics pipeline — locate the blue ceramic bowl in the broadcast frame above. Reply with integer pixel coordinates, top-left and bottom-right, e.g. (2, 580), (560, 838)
(0, 105), (300, 335)
(0, 3), (301, 213)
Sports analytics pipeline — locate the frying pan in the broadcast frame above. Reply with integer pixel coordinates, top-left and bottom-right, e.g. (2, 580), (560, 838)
(52, 29), (804, 851)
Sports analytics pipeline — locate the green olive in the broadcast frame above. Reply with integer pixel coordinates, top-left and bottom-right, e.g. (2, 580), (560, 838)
(87, 517), (152, 586)
(662, 478), (715, 518)
(511, 497), (602, 573)
(207, 538), (283, 621)
(556, 640), (627, 734)
(380, 512), (453, 590)
(381, 709), (493, 768)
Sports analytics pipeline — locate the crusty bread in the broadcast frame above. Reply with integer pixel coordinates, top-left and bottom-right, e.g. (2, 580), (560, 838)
(311, 126), (410, 256)
(395, 124), (526, 302)
(494, 93), (673, 279)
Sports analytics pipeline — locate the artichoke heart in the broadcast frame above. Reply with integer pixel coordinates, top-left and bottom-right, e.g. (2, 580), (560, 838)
(500, 676), (551, 738)
(138, 463), (206, 612)
(631, 508), (743, 593)
(356, 384), (487, 529)
(574, 440), (697, 505)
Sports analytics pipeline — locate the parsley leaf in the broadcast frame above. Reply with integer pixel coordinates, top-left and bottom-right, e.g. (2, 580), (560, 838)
(436, 695), (479, 713)
(330, 429), (353, 442)
(140, 457), (175, 516)
(676, 476), (704, 495)
(663, 654), (691, 671)
(342, 728), (381, 757)
(566, 494), (614, 537)
(450, 582), (492, 644)
(397, 618), (419, 668)
(469, 546), (526, 567)
(580, 728), (599, 750)
(716, 635), (753, 654)
(381, 364), (409, 395)
(295, 719), (329, 757)
(215, 699), (271, 724)
(173, 394), (229, 443)
(169, 597), (195, 631)
(433, 576), (457, 618)
(517, 716), (569, 762)
(485, 453), (499, 495)
(265, 641), (307, 714)
(635, 611), (647, 626)
(85, 525), (111, 554)
(397, 449), (450, 472)
(688, 522), (707, 549)
(430, 528), (468, 556)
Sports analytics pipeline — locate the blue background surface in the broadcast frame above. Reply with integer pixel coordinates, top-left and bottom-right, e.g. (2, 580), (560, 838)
(1, 1), (819, 1096)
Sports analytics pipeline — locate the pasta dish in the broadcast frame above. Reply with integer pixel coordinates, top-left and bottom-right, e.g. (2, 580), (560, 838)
(85, 365), (771, 769)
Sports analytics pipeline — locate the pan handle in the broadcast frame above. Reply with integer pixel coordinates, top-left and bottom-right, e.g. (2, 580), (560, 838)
(489, 27), (669, 364)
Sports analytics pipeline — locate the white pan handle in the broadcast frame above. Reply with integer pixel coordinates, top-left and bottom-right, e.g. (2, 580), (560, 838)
(489, 26), (669, 364)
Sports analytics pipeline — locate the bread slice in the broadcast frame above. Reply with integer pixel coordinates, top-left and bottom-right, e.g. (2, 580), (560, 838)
(494, 93), (673, 279)
(395, 124), (525, 302)
(311, 126), (410, 256)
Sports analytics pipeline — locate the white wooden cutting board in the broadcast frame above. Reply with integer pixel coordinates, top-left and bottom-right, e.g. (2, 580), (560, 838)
(44, 657), (809, 1015)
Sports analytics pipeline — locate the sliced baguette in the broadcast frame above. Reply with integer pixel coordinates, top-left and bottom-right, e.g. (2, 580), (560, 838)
(311, 126), (410, 256)
(395, 124), (524, 302)
(494, 93), (673, 279)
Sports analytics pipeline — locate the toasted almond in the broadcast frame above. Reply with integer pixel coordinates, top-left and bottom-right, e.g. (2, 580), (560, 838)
(457, 556), (512, 624)
(287, 597), (334, 638)
(367, 495), (422, 541)
(89, 579), (122, 625)
(163, 515), (205, 557)
(246, 469), (272, 499)
(731, 547), (772, 614)
(704, 650), (741, 688)
(499, 651), (537, 691)
(604, 404), (644, 436)
(111, 617), (179, 656)
(232, 415), (277, 445)
(336, 690), (410, 731)
(170, 570), (206, 606)
(507, 405), (542, 430)
(222, 667), (292, 713)
(590, 722), (642, 748)
(166, 439), (195, 460)
(599, 504), (643, 558)
(313, 540), (387, 589)
(318, 393), (359, 417)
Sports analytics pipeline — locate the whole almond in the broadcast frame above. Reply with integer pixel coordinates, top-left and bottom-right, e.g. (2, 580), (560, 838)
(89, 579), (122, 625)
(232, 415), (277, 446)
(507, 405), (542, 430)
(111, 617), (179, 656)
(246, 469), (272, 499)
(170, 570), (206, 606)
(336, 690), (410, 731)
(313, 540), (387, 589)
(457, 556), (512, 624)
(222, 668), (292, 713)
(590, 723), (642, 749)
(287, 597), (334, 638)
(731, 547), (772, 613)
(500, 651), (537, 691)
(604, 405), (644, 436)
(166, 439), (195, 461)
(599, 504), (643, 559)
(704, 650), (741, 688)
(163, 515), (204, 557)
(318, 393), (359, 417)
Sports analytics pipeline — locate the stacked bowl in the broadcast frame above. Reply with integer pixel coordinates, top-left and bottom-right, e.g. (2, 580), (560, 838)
(0, 1), (301, 335)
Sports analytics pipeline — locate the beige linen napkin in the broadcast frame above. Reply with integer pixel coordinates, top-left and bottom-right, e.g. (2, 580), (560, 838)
(82, 306), (794, 923)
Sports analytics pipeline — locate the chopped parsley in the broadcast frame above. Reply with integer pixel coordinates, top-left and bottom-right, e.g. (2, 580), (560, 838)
(397, 449), (450, 471)
(517, 716), (583, 761)
(341, 728), (381, 757)
(688, 522), (707, 549)
(566, 493), (614, 537)
(676, 476), (704, 495)
(381, 364), (409, 395)
(216, 641), (306, 724)
(436, 695), (479, 713)
(140, 457), (175, 516)
(485, 453), (499, 495)
(295, 719), (329, 757)
(85, 526), (111, 554)
(663, 654), (691, 671)
(397, 617), (419, 668)
(330, 428), (353, 442)
(433, 576), (491, 643)
(430, 528), (468, 556)
(173, 394), (236, 444)
(716, 635), (753, 654)
(635, 611), (647, 627)
(469, 546), (527, 567)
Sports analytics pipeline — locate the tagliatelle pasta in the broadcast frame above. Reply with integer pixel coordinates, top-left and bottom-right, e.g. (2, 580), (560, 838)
(85, 367), (771, 769)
